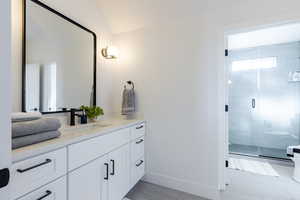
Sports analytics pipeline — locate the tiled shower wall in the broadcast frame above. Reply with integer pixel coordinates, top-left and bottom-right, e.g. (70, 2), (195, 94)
(229, 41), (300, 150)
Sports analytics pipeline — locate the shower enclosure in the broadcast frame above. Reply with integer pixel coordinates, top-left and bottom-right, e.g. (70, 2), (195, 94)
(228, 42), (300, 159)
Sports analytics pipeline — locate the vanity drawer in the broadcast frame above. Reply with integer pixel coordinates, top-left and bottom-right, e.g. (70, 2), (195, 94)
(131, 157), (145, 188)
(131, 136), (145, 163)
(11, 148), (67, 200)
(131, 123), (145, 140)
(17, 176), (67, 200)
(68, 128), (130, 171)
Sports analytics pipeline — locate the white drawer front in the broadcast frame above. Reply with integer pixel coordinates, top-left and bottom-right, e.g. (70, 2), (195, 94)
(68, 128), (130, 171)
(11, 148), (67, 199)
(17, 176), (67, 200)
(131, 136), (145, 163)
(131, 157), (145, 188)
(131, 123), (145, 140)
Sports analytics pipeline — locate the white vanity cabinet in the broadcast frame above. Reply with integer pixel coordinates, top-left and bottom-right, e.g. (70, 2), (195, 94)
(130, 123), (146, 188)
(17, 177), (67, 200)
(68, 122), (145, 200)
(68, 144), (130, 200)
(68, 155), (109, 200)
(11, 148), (67, 199)
(12, 121), (145, 200)
(108, 144), (130, 200)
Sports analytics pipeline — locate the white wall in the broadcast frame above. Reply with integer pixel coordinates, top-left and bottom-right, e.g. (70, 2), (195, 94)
(111, 1), (300, 199)
(0, 0), (12, 198)
(112, 21), (223, 200)
(11, 0), (115, 115)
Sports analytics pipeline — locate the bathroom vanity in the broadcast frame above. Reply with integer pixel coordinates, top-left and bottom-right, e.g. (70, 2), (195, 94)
(15, 2), (145, 198)
(11, 119), (146, 200)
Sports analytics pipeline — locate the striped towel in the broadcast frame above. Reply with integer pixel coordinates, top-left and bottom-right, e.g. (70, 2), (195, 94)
(121, 88), (135, 115)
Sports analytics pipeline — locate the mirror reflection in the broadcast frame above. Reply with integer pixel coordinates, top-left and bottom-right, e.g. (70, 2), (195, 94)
(25, 0), (95, 113)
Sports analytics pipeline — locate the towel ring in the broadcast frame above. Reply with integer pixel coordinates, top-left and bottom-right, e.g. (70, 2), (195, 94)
(124, 81), (134, 89)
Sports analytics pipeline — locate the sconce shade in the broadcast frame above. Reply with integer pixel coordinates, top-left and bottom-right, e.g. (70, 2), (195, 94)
(101, 46), (119, 59)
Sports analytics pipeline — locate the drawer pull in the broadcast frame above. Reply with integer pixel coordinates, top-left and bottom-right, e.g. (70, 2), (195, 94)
(136, 139), (144, 144)
(110, 160), (115, 176)
(136, 125), (144, 130)
(36, 190), (52, 200)
(17, 159), (52, 173)
(104, 163), (109, 180)
(136, 160), (144, 167)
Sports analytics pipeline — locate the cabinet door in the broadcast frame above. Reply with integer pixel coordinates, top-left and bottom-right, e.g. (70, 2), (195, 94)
(109, 144), (130, 200)
(68, 155), (108, 200)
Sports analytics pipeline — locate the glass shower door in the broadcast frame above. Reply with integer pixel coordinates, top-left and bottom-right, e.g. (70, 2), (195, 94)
(228, 51), (260, 156)
(258, 43), (300, 159)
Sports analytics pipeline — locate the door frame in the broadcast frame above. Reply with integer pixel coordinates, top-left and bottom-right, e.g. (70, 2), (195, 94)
(221, 20), (300, 189)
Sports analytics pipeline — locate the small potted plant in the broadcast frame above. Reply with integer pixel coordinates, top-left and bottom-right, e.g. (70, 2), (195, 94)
(80, 105), (104, 122)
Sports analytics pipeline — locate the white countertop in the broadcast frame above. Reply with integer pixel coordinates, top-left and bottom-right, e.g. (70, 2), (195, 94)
(12, 118), (145, 163)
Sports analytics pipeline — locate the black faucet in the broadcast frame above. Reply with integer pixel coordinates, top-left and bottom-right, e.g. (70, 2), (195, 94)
(70, 108), (82, 126)
(70, 108), (88, 126)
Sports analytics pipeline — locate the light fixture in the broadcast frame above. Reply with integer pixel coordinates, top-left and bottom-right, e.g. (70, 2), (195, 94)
(101, 46), (119, 59)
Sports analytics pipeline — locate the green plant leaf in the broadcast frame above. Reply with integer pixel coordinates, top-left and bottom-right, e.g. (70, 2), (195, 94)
(80, 105), (104, 119)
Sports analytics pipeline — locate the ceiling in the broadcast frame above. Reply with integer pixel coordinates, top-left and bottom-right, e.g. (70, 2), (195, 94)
(228, 23), (300, 50)
(95, 0), (300, 35)
(96, 0), (244, 34)
(96, 0), (204, 33)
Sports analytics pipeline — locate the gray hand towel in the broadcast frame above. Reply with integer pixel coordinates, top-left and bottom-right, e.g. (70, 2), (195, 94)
(12, 112), (42, 122)
(12, 131), (61, 149)
(121, 88), (135, 115)
(12, 118), (61, 138)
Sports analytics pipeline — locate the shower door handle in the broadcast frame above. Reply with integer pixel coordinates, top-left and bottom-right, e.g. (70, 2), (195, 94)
(252, 98), (256, 108)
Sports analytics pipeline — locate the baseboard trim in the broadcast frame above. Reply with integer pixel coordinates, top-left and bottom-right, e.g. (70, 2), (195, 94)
(142, 172), (220, 200)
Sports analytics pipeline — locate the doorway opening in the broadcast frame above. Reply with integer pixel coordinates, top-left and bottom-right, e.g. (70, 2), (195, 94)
(226, 23), (300, 160)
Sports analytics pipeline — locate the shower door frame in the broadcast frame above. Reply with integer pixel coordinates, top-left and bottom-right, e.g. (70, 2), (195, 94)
(220, 20), (300, 192)
(223, 21), (300, 163)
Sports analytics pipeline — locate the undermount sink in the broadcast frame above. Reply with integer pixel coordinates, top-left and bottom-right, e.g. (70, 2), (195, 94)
(60, 122), (112, 132)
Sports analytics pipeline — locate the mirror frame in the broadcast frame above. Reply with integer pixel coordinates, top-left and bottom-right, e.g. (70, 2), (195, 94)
(22, 0), (97, 114)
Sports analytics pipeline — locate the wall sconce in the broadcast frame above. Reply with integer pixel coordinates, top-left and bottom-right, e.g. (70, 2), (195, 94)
(101, 46), (119, 59)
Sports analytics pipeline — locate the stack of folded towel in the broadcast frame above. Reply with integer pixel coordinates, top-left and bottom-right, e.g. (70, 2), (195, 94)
(12, 112), (61, 149)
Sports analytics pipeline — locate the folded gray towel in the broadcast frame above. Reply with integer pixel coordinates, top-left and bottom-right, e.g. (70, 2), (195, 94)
(12, 118), (61, 138)
(121, 88), (135, 115)
(12, 112), (42, 122)
(12, 131), (61, 149)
